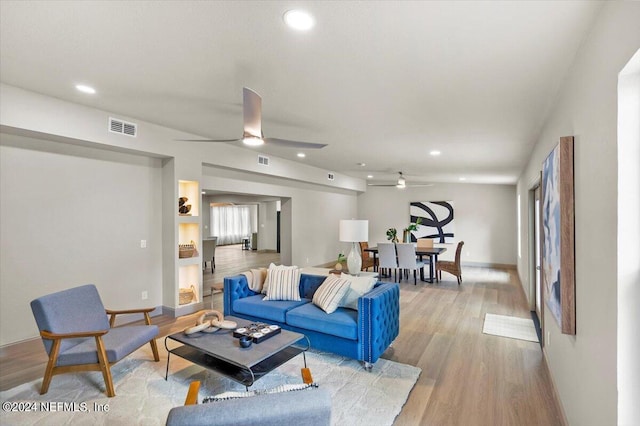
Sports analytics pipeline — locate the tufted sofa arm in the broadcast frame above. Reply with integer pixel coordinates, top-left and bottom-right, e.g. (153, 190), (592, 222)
(224, 275), (257, 316)
(358, 282), (400, 364)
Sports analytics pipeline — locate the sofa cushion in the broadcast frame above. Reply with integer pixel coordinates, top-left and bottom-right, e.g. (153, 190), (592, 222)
(312, 275), (351, 314)
(339, 274), (377, 310)
(286, 303), (358, 341)
(234, 294), (309, 323)
(264, 266), (301, 301)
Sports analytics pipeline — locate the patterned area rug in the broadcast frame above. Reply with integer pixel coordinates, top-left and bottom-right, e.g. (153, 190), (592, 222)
(0, 340), (420, 426)
(483, 313), (540, 343)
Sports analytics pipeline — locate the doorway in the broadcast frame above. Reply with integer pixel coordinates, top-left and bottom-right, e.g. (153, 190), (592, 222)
(529, 182), (544, 346)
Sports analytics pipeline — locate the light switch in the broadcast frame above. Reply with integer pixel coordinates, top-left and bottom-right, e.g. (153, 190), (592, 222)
(140, 240), (147, 248)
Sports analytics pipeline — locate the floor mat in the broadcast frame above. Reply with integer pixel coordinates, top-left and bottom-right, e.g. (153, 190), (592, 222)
(483, 313), (539, 343)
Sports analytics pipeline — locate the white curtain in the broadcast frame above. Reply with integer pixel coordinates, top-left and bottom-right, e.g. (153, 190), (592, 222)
(211, 205), (251, 245)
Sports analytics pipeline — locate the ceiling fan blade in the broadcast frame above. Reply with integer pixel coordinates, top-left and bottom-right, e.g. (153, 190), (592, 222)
(408, 183), (435, 187)
(367, 183), (400, 187)
(175, 138), (240, 142)
(243, 87), (262, 138)
(263, 138), (327, 149)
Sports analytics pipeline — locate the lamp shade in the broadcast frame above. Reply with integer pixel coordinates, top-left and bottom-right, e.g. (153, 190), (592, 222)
(339, 219), (369, 242)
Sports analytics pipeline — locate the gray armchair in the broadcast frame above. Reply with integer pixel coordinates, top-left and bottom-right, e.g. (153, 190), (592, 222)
(165, 381), (331, 426)
(30, 284), (160, 397)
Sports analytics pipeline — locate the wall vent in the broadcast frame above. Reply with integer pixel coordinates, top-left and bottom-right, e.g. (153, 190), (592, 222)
(327, 172), (335, 181)
(258, 155), (270, 166)
(109, 117), (137, 137)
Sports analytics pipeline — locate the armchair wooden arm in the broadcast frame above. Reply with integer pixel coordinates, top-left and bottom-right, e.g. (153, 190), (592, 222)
(40, 329), (109, 339)
(106, 307), (155, 327)
(185, 381), (201, 405)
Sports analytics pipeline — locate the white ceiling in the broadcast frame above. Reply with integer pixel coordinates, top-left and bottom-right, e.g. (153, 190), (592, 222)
(0, 1), (603, 185)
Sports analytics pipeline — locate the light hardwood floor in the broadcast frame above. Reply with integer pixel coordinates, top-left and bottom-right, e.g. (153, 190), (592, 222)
(0, 247), (565, 425)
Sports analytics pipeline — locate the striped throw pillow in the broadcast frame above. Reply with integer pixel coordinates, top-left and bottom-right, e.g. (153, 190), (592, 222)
(312, 275), (352, 314)
(263, 266), (301, 301)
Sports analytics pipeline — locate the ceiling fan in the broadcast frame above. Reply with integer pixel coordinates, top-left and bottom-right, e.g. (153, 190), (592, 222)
(367, 172), (434, 189)
(177, 87), (327, 149)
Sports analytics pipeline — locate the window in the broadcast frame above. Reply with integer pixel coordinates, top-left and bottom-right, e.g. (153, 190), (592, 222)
(211, 205), (251, 245)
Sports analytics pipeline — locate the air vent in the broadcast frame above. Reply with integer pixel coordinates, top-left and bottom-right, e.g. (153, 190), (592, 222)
(258, 155), (270, 166)
(109, 117), (137, 137)
(327, 172), (335, 181)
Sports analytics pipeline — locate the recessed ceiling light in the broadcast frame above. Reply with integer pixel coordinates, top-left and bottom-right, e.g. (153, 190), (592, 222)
(357, 162), (366, 167)
(367, 175), (373, 179)
(283, 10), (315, 31)
(430, 150), (441, 156)
(459, 177), (466, 181)
(297, 153), (306, 158)
(75, 84), (96, 94)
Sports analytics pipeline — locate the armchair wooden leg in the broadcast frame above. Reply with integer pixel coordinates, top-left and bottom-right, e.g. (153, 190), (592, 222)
(95, 336), (115, 397)
(41, 339), (61, 395)
(149, 339), (160, 362)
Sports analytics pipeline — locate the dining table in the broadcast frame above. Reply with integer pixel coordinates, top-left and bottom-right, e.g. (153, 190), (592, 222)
(363, 245), (447, 283)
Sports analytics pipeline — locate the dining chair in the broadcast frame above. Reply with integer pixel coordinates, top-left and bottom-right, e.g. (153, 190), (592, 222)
(359, 242), (375, 271)
(377, 243), (399, 282)
(417, 238), (434, 248)
(396, 243), (426, 285)
(436, 241), (464, 284)
(202, 236), (218, 273)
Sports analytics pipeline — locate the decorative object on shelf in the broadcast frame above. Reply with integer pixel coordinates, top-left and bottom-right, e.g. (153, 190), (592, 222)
(233, 322), (282, 344)
(386, 227), (399, 243)
(410, 201), (455, 243)
(403, 217), (422, 243)
(339, 219), (369, 275)
(178, 196), (192, 215)
(542, 136), (575, 335)
(335, 253), (346, 271)
(179, 240), (198, 258)
(179, 285), (197, 305)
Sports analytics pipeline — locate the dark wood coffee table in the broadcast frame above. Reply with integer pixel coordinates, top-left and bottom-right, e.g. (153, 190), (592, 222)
(164, 316), (310, 388)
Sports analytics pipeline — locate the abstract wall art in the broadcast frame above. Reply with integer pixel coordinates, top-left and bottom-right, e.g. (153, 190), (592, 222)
(409, 201), (455, 243)
(541, 136), (575, 335)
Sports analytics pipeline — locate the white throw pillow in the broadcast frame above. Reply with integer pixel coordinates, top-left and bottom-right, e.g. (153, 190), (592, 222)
(312, 275), (352, 314)
(263, 266), (301, 301)
(339, 273), (377, 310)
(262, 263), (295, 294)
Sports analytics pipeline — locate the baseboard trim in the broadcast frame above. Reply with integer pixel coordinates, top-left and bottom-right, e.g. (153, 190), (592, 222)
(461, 261), (517, 270)
(542, 348), (570, 426)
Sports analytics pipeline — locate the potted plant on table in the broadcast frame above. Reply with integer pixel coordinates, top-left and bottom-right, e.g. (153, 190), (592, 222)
(403, 217), (423, 243)
(386, 228), (399, 243)
(335, 253), (347, 271)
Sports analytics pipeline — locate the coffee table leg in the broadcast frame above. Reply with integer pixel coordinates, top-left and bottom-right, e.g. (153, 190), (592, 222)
(164, 337), (171, 380)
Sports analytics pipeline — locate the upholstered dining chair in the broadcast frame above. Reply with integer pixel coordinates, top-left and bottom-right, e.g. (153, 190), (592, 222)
(377, 243), (399, 282)
(436, 241), (465, 285)
(203, 236), (218, 273)
(359, 242), (375, 271)
(396, 243), (426, 285)
(30, 284), (160, 397)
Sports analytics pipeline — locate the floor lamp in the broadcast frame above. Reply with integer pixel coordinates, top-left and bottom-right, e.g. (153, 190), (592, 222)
(339, 219), (369, 275)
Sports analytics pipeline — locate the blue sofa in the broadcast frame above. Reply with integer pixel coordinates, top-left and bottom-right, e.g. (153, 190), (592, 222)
(223, 273), (399, 367)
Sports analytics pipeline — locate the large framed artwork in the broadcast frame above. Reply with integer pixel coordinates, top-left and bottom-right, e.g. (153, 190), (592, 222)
(541, 136), (575, 335)
(409, 201), (455, 243)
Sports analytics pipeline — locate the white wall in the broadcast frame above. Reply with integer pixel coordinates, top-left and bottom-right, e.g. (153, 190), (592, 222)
(257, 201), (277, 251)
(358, 183), (517, 266)
(516, 3), (640, 425)
(617, 52), (640, 426)
(0, 134), (163, 345)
